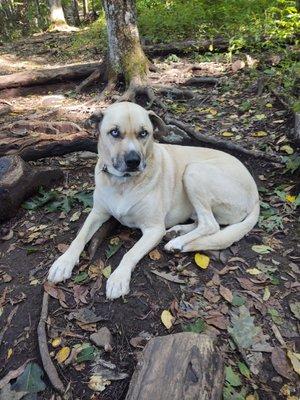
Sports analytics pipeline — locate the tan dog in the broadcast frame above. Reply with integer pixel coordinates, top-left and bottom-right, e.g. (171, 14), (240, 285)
(48, 102), (259, 299)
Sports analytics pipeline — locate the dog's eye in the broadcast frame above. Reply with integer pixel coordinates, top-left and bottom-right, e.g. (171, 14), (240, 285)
(139, 129), (148, 138)
(109, 128), (120, 138)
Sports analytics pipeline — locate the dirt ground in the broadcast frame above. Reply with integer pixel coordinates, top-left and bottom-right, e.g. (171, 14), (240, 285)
(0, 32), (299, 400)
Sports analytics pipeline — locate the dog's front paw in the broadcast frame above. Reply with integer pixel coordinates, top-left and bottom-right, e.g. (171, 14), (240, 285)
(48, 254), (76, 283)
(164, 237), (183, 252)
(106, 268), (131, 300)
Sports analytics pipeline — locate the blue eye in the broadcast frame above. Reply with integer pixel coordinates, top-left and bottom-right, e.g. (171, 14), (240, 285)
(109, 128), (120, 138)
(139, 130), (148, 138)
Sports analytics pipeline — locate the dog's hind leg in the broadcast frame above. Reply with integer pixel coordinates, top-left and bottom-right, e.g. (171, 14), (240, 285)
(165, 164), (220, 252)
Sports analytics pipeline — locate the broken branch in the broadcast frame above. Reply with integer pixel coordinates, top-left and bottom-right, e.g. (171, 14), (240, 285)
(37, 291), (65, 394)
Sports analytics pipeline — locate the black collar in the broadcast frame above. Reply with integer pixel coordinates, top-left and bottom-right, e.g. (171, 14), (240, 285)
(101, 165), (131, 178)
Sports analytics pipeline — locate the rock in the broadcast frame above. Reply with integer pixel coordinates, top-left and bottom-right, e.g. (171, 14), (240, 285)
(90, 327), (113, 351)
(0, 155), (63, 221)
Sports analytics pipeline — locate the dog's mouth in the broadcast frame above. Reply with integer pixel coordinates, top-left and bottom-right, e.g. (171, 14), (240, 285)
(105, 160), (146, 178)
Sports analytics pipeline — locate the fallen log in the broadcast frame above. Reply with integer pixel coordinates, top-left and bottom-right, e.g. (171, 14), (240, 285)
(126, 332), (224, 400)
(0, 62), (102, 90)
(0, 120), (97, 161)
(144, 38), (229, 57)
(0, 155), (63, 221)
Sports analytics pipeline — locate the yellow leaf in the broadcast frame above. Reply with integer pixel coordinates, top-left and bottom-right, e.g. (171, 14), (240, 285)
(102, 265), (111, 279)
(194, 253), (210, 269)
(55, 346), (70, 363)
(252, 131), (268, 137)
(287, 350), (300, 376)
(263, 287), (270, 301)
(285, 194), (296, 203)
(51, 338), (62, 348)
(30, 278), (40, 286)
(149, 249), (161, 260)
(88, 374), (111, 392)
(209, 108), (218, 116)
(280, 145), (294, 155)
(161, 310), (174, 329)
(7, 348), (13, 359)
(222, 131), (234, 137)
(246, 268), (262, 275)
(265, 103), (273, 108)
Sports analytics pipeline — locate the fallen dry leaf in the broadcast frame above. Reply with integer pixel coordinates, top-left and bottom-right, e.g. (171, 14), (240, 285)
(161, 310), (174, 329)
(219, 285), (233, 303)
(149, 249), (161, 260)
(287, 351), (300, 376)
(55, 347), (70, 364)
(271, 347), (294, 379)
(194, 253), (210, 269)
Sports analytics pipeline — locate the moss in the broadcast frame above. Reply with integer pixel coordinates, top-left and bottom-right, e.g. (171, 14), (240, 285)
(122, 45), (149, 84)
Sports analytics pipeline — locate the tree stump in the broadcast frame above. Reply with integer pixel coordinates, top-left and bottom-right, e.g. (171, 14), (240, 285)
(126, 332), (224, 400)
(0, 155), (63, 221)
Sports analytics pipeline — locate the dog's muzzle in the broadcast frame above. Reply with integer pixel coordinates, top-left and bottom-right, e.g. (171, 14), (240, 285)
(124, 151), (141, 172)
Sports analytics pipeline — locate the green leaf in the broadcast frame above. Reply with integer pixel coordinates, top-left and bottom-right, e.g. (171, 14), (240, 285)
(225, 366), (241, 387)
(228, 306), (260, 349)
(183, 318), (206, 333)
(22, 188), (57, 210)
(251, 245), (273, 254)
(76, 345), (95, 363)
(238, 362), (251, 379)
(267, 308), (283, 325)
(73, 271), (89, 284)
(105, 242), (123, 259)
(232, 293), (246, 307)
(73, 191), (93, 208)
(12, 362), (45, 394)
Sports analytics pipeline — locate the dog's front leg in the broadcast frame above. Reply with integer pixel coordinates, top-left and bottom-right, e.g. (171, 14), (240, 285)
(48, 207), (110, 283)
(106, 226), (165, 299)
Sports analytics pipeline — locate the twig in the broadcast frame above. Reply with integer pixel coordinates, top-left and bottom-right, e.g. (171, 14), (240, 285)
(165, 118), (283, 164)
(37, 292), (65, 394)
(88, 218), (119, 260)
(0, 305), (18, 346)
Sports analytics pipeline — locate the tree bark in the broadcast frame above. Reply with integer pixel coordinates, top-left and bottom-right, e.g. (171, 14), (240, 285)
(102, 0), (150, 93)
(48, 0), (67, 26)
(126, 332), (224, 400)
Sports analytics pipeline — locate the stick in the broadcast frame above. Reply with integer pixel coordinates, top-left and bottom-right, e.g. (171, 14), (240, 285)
(165, 118), (283, 164)
(0, 306), (18, 346)
(88, 217), (119, 260)
(37, 292), (65, 394)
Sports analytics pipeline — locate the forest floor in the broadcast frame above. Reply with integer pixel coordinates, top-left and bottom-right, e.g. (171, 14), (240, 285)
(0, 31), (299, 400)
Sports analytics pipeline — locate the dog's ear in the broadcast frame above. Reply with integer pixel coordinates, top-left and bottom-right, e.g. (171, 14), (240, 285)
(148, 111), (168, 137)
(84, 111), (104, 130)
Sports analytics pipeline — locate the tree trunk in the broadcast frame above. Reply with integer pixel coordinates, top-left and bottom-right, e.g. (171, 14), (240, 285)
(126, 333), (224, 400)
(72, 0), (80, 25)
(83, 0), (88, 17)
(102, 0), (149, 90)
(48, 0), (67, 26)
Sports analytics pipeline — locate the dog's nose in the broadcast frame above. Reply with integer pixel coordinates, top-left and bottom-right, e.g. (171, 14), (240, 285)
(124, 151), (141, 170)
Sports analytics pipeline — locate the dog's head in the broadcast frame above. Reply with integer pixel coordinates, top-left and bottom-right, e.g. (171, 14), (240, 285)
(89, 102), (167, 177)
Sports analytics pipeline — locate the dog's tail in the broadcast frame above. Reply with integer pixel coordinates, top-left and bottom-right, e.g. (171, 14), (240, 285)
(185, 201), (260, 251)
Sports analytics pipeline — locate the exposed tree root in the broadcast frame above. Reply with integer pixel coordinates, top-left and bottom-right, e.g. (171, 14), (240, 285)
(88, 218), (119, 260)
(37, 291), (65, 394)
(165, 118), (283, 164)
(184, 76), (220, 86)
